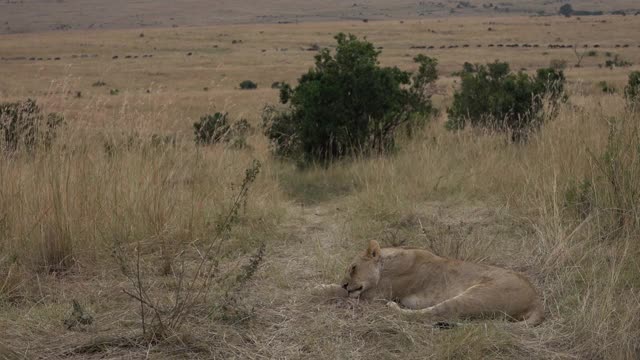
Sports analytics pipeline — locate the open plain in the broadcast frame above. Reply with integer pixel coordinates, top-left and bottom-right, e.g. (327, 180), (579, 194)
(1, 3), (640, 359)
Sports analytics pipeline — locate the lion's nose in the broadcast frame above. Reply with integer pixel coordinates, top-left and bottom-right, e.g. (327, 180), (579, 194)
(342, 283), (348, 290)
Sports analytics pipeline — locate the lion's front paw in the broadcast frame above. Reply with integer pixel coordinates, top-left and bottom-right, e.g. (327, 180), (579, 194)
(311, 284), (348, 298)
(386, 301), (402, 312)
(310, 284), (329, 296)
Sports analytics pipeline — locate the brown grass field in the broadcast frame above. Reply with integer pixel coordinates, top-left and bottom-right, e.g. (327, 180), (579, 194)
(1, 9), (640, 360)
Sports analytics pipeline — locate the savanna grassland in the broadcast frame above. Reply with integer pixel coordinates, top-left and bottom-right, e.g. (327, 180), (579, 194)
(1, 13), (640, 359)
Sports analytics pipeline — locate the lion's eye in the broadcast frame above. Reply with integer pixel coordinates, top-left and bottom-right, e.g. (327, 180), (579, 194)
(350, 265), (356, 274)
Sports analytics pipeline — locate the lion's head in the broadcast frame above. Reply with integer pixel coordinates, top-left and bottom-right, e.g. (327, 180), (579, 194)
(341, 240), (382, 298)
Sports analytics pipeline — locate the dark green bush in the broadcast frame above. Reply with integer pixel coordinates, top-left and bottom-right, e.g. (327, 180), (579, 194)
(625, 71), (640, 106)
(262, 33), (437, 164)
(239, 80), (258, 90)
(559, 4), (573, 17)
(0, 99), (64, 153)
(446, 61), (566, 141)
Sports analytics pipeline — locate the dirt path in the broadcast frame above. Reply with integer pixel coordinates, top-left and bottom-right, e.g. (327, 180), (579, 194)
(234, 199), (535, 359)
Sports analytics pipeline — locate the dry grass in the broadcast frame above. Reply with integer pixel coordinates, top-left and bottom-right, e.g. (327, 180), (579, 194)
(1, 14), (640, 359)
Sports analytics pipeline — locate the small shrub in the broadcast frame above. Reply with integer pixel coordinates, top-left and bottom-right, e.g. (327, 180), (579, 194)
(624, 71), (640, 106)
(193, 112), (230, 145)
(559, 4), (573, 17)
(599, 81), (616, 94)
(239, 80), (258, 90)
(605, 55), (632, 69)
(549, 59), (568, 70)
(564, 178), (594, 219)
(446, 61), (566, 141)
(263, 33), (437, 164)
(587, 50), (598, 56)
(0, 99), (64, 153)
(110, 89), (120, 95)
(113, 160), (263, 341)
(193, 113), (252, 147)
(150, 133), (177, 148)
(585, 116), (640, 236)
(271, 81), (284, 89)
(225, 118), (253, 149)
(92, 80), (107, 87)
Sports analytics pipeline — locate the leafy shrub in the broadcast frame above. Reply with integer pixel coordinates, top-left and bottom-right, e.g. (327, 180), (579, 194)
(0, 99), (64, 153)
(193, 112), (230, 145)
(262, 33), (438, 164)
(193, 112), (252, 147)
(446, 61), (566, 141)
(559, 4), (573, 17)
(239, 80), (258, 90)
(225, 118), (253, 149)
(624, 71), (640, 106)
(587, 50), (598, 57)
(549, 59), (568, 70)
(585, 115), (640, 236)
(271, 81), (285, 89)
(113, 160), (263, 341)
(110, 89), (120, 95)
(92, 80), (107, 87)
(605, 55), (632, 69)
(564, 178), (593, 219)
(599, 81), (616, 94)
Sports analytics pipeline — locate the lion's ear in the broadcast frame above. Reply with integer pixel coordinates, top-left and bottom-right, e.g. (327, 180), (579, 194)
(367, 240), (381, 259)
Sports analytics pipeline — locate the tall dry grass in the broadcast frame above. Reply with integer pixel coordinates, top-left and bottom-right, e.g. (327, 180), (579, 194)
(1, 80), (639, 358)
(0, 88), (286, 297)
(305, 90), (640, 358)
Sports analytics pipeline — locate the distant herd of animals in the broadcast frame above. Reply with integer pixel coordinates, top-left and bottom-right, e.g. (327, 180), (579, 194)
(1, 43), (639, 62)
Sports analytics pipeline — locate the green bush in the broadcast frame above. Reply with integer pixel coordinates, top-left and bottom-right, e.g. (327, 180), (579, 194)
(225, 118), (253, 149)
(549, 59), (567, 70)
(624, 71), (640, 106)
(599, 81), (616, 94)
(239, 80), (258, 90)
(604, 55), (632, 69)
(193, 112), (230, 145)
(564, 178), (593, 219)
(559, 4), (573, 17)
(262, 33), (437, 164)
(0, 99), (64, 153)
(446, 61), (566, 141)
(193, 112), (253, 147)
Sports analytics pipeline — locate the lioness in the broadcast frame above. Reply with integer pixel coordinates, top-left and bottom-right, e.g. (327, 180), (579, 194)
(315, 240), (544, 326)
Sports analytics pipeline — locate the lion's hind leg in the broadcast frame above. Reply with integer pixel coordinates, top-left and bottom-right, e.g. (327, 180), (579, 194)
(387, 284), (489, 321)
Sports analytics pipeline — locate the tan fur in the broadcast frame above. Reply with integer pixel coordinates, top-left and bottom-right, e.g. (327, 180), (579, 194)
(315, 240), (544, 326)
